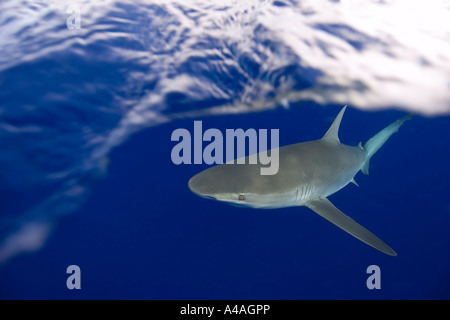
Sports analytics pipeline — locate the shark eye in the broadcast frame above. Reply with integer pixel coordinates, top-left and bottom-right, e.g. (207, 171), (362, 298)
(238, 194), (246, 201)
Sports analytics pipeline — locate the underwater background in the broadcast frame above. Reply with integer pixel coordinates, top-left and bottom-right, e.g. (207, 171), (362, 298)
(1, 0), (450, 299)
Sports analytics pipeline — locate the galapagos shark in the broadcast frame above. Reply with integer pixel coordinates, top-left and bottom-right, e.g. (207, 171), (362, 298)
(188, 106), (412, 256)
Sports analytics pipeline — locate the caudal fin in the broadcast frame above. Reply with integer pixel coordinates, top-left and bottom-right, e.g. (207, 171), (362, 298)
(361, 114), (413, 175)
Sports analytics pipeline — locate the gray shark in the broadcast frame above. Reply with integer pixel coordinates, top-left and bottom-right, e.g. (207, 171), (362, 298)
(188, 106), (412, 256)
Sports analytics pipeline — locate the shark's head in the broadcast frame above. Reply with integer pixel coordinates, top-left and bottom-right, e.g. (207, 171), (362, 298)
(188, 164), (280, 209)
(189, 166), (252, 208)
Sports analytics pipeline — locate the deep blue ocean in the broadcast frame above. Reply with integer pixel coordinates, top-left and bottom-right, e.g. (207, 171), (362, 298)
(1, 0), (450, 300)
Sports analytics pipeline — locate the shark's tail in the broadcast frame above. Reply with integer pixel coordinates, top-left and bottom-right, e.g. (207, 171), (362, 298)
(361, 114), (413, 175)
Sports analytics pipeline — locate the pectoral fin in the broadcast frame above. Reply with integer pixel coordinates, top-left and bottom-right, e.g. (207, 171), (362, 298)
(306, 198), (397, 256)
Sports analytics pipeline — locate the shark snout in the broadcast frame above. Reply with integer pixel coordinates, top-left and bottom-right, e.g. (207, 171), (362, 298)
(188, 172), (215, 198)
(188, 175), (201, 195)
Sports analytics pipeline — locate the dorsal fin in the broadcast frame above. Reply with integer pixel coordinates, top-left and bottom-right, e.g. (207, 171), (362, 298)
(322, 105), (347, 143)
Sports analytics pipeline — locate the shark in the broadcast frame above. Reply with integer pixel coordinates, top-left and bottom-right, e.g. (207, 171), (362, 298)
(188, 106), (412, 256)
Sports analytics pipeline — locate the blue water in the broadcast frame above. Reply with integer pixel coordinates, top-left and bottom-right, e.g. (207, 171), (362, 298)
(1, 0), (450, 299)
